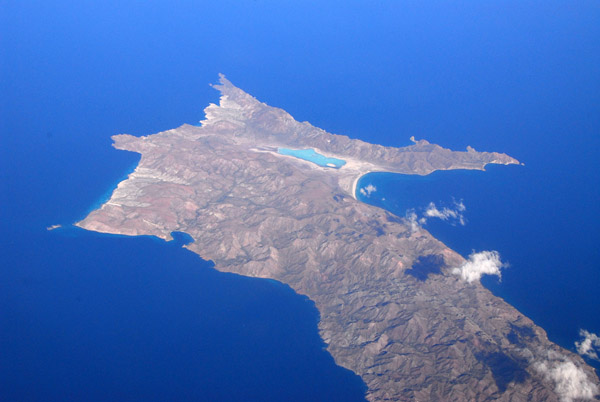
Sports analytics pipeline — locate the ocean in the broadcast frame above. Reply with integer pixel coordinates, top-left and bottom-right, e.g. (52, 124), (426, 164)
(2, 1), (598, 399)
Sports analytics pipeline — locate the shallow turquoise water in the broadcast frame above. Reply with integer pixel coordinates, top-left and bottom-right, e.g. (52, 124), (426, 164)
(278, 148), (346, 168)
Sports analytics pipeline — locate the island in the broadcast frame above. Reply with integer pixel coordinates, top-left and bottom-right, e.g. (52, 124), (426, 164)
(76, 75), (599, 401)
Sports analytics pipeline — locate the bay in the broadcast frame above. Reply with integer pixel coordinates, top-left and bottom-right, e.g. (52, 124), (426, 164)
(356, 164), (600, 373)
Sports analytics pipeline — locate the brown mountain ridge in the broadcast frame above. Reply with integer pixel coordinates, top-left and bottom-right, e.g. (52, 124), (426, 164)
(77, 75), (599, 401)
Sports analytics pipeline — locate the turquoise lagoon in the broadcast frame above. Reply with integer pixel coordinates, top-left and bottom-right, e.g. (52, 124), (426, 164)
(278, 148), (346, 169)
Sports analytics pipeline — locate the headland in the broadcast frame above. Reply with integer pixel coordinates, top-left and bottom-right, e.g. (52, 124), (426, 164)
(75, 75), (598, 401)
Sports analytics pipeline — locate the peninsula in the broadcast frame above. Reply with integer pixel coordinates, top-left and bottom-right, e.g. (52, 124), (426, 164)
(77, 75), (599, 401)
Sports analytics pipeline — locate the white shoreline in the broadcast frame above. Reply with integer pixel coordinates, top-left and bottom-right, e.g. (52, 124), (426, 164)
(351, 171), (373, 200)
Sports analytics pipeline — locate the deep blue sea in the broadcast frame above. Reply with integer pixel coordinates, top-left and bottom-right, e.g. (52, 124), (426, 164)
(2, 1), (599, 400)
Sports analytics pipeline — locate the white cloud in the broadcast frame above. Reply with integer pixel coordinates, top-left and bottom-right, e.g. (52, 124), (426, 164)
(406, 210), (420, 233)
(424, 202), (457, 219)
(452, 250), (505, 283)
(575, 329), (600, 361)
(359, 184), (377, 197)
(535, 359), (598, 402)
(421, 200), (466, 226)
(388, 199), (468, 229)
